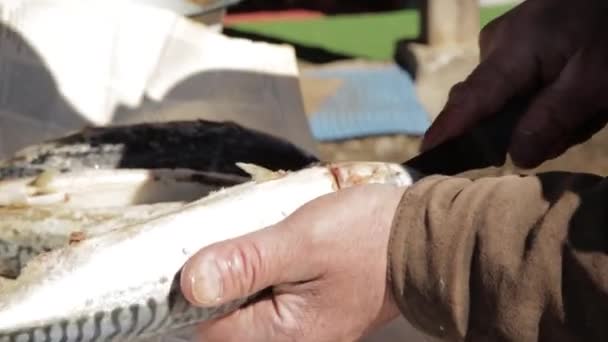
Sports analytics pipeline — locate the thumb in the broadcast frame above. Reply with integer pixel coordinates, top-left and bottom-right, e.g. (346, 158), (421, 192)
(180, 222), (310, 307)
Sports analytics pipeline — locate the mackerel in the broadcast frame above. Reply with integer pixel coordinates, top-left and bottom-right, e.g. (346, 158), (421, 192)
(0, 168), (247, 279)
(0, 168), (246, 209)
(0, 203), (186, 279)
(0, 162), (418, 341)
(0, 120), (317, 181)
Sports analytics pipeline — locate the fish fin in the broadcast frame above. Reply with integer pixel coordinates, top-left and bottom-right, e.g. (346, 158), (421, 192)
(236, 163), (286, 182)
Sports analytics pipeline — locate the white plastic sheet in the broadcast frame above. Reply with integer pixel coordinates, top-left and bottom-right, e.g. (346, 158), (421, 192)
(0, 0), (317, 160)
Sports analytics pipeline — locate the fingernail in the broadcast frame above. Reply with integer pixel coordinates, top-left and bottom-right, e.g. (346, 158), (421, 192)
(190, 258), (223, 305)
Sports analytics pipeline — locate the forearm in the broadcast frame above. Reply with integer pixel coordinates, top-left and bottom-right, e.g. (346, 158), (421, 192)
(388, 172), (608, 341)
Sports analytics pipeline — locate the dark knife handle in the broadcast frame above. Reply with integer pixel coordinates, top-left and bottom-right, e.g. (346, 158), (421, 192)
(404, 99), (529, 176)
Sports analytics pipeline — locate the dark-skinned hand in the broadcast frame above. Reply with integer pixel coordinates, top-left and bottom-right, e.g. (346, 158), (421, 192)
(422, 0), (608, 168)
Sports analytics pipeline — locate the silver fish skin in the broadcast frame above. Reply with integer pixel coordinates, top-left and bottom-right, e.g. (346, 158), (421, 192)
(0, 162), (418, 341)
(0, 203), (186, 279)
(0, 168), (246, 279)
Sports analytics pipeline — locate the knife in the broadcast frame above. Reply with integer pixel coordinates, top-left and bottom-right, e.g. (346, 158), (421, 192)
(403, 99), (528, 176)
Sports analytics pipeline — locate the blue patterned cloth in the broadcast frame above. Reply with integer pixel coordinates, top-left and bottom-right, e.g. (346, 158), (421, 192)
(305, 64), (430, 141)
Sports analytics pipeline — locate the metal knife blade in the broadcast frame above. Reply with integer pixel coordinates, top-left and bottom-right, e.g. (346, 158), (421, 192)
(403, 100), (528, 176)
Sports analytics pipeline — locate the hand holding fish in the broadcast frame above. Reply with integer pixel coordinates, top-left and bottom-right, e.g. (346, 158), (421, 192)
(181, 184), (406, 341)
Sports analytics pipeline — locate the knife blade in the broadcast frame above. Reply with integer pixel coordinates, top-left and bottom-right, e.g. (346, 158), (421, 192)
(403, 99), (529, 176)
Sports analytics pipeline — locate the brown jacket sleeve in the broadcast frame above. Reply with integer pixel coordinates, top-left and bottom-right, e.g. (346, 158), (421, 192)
(388, 172), (608, 341)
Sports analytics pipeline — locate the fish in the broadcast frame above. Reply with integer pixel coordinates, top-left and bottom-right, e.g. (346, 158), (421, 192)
(0, 120), (318, 181)
(0, 167), (248, 279)
(0, 168), (246, 209)
(0, 162), (419, 341)
(0, 203), (186, 279)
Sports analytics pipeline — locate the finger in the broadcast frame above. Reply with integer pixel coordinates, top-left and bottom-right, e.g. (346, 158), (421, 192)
(421, 48), (539, 151)
(478, 15), (507, 59)
(546, 113), (608, 161)
(180, 221), (313, 308)
(566, 114), (608, 147)
(509, 47), (608, 168)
